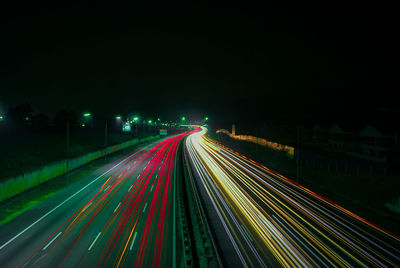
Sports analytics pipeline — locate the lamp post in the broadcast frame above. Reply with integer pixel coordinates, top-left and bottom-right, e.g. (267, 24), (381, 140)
(133, 116), (139, 138)
(66, 119), (70, 172)
(82, 112), (91, 128)
(105, 120), (108, 148)
(148, 120), (153, 135)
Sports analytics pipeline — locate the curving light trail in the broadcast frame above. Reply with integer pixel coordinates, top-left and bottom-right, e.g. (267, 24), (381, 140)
(185, 127), (400, 267)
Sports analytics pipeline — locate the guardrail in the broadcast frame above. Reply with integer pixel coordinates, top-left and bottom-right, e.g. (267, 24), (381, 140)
(175, 138), (221, 267)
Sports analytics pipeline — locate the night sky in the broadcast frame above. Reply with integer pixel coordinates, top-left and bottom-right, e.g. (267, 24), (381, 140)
(1, 5), (399, 123)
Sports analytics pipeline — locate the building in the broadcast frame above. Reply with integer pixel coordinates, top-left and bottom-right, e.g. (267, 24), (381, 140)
(348, 124), (396, 162)
(327, 124), (353, 152)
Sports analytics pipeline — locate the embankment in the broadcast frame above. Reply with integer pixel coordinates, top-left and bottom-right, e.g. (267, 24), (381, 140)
(0, 136), (159, 202)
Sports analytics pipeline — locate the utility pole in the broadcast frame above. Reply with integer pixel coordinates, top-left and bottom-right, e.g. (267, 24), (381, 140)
(105, 120), (108, 147)
(104, 120), (108, 160)
(66, 120), (70, 172)
(66, 119), (70, 183)
(256, 127), (259, 161)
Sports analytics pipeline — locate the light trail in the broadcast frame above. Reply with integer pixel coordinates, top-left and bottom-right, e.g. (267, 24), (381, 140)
(4, 131), (196, 268)
(185, 126), (400, 267)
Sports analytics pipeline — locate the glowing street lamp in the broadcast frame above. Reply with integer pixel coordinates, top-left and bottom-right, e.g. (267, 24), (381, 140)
(115, 115), (122, 120)
(181, 116), (186, 122)
(205, 116), (209, 121)
(83, 112), (91, 118)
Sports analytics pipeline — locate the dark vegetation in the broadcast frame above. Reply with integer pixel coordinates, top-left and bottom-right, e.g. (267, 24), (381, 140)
(0, 102), (178, 180)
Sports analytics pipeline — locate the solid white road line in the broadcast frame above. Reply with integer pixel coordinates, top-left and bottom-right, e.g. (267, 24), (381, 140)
(129, 232), (138, 251)
(43, 232), (62, 250)
(0, 150), (137, 251)
(88, 232), (102, 251)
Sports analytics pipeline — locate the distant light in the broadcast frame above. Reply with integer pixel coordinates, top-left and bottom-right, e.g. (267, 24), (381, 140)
(133, 116), (139, 121)
(157, 118), (160, 121)
(205, 116), (209, 121)
(81, 123), (86, 127)
(115, 115), (122, 120)
(148, 120), (152, 124)
(0, 115), (3, 120)
(25, 117), (29, 121)
(83, 113), (91, 117)
(130, 120), (133, 123)
(122, 121), (131, 132)
(181, 116), (186, 121)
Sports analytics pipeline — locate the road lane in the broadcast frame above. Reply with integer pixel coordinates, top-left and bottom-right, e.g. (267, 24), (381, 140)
(0, 131), (193, 267)
(185, 127), (400, 267)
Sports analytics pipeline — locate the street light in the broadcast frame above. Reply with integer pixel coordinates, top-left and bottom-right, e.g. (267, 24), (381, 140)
(115, 115), (122, 120)
(133, 116), (139, 138)
(205, 116), (209, 121)
(82, 112), (92, 128)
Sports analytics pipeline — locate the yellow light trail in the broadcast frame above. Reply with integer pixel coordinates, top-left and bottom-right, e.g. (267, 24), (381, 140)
(185, 126), (400, 267)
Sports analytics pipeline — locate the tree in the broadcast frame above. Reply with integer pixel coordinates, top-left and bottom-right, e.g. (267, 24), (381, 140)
(32, 113), (50, 128)
(8, 102), (33, 121)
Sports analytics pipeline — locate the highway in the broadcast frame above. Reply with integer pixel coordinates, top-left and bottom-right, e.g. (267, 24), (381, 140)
(1, 126), (400, 267)
(185, 127), (400, 267)
(0, 131), (193, 267)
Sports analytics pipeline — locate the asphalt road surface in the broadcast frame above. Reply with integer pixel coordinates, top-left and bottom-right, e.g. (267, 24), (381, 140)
(0, 132), (192, 267)
(185, 127), (400, 267)
(2, 126), (400, 267)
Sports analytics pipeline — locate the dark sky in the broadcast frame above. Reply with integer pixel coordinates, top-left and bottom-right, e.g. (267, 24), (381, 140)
(1, 5), (399, 123)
